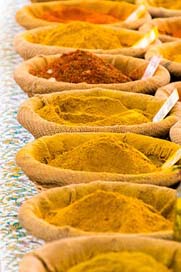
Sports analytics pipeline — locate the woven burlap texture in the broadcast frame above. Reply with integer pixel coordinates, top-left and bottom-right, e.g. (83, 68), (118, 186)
(18, 181), (176, 241)
(155, 82), (181, 119)
(16, 0), (151, 30)
(136, 0), (181, 17)
(14, 25), (153, 60)
(140, 17), (181, 42)
(17, 88), (178, 138)
(16, 132), (181, 188)
(19, 234), (181, 272)
(145, 41), (181, 78)
(14, 54), (170, 96)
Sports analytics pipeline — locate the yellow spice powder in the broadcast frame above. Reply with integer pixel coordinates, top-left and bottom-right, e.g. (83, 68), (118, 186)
(36, 96), (151, 126)
(68, 251), (170, 272)
(27, 22), (123, 49)
(45, 190), (172, 233)
(48, 136), (158, 174)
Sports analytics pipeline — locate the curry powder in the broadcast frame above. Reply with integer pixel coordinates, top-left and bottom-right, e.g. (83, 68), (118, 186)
(45, 190), (172, 233)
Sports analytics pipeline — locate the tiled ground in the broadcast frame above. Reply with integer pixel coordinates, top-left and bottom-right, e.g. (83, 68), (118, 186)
(0, 1), (43, 271)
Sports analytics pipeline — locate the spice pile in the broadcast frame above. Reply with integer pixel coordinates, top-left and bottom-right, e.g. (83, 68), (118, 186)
(48, 136), (158, 174)
(68, 251), (170, 272)
(36, 95), (151, 126)
(32, 50), (132, 83)
(38, 6), (119, 24)
(27, 22), (125, 49)
(45, 190), (172, 233)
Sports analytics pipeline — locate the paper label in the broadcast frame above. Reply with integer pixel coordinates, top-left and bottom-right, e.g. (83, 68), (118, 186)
(141, 56), (161, 79)
(133, 27), (158, 49)
(162, 149), (181, 169)
(153, 88), (179, 122)
(125, 5), (146, 23)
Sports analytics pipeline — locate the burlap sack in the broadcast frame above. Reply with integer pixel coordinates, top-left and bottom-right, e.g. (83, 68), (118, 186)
(16, 0), (151, 30)
(14, 54), (170, 96)
(145, 41), (181, 78)
(140, 17), (181, 42)
(18, 181), (176, 241)
(19, 235), (181, 272)
(170, 121), (181, 145)
(17, 88), (178, 138)
(14, 25), (153, 60)
(155, 82), (181, 119)
(16, 132), (181, 188)
(136, 0), (181, 18)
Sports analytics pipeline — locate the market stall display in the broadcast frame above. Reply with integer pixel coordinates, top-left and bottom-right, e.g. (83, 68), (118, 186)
(1, 0), (181, 271)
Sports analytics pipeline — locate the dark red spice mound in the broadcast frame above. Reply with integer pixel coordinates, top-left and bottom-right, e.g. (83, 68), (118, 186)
(32, 50), (132, 84)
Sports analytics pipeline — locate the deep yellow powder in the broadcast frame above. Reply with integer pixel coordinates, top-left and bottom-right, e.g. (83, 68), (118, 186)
(36, 96), (151, 126)
(68, 251), (170, 272)
(48, 136), (158, 174)
(170, 54), (181, 63)
(29, 22), (123, 49)
(148, 0), (181, 9)
(45, 190), (172, 233)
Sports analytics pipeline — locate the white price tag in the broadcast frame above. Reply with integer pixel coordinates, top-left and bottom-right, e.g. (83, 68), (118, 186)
(133, 27), (158, 49)
(153, 88), (179, 122)
(162, 149), (181, 169)
(141, 56), (161, 79)
(125, 5), (146, 23)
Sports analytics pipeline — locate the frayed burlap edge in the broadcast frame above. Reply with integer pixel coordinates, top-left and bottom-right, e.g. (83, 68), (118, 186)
(16, 0), (151, 30)
(19, 235), (181, 272)
(13, 26), (149, 60)
(18, 181), (176, 241)
(16, 132), (181, 189)
(14, 53), (170, 96)
(170, 121), (181, 145)
(145, 41), (181, 77)
(17, 88), (178, 138)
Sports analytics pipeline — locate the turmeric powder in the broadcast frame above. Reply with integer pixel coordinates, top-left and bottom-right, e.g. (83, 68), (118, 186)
(29, 22), (123, 49)
(37, 95), (151, 126)
(32, 50), (132, 84)
(45, 190), (172, 233)
(48, 136), (158, 174)
(68, 251), (170, 272)
(170, 54), (181, 63)
(38, 6), (119, 24)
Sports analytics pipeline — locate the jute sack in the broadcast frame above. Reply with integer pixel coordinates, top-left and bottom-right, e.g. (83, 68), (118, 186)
(14, 54), (170, 96)
(136, 0), (181, 18)
(19, 235), (181, 272)
(17, 88), (178, 138)
(170, 121), (181, 145)
(145, 41), (181, 78)
(140, 17), (181, 42)
(18, 181), (176, 241)
(14, 25), (154, 60)
(16, 0), (151, 30)
(155, 82), (181, 119)
(16, 132), (181, 188)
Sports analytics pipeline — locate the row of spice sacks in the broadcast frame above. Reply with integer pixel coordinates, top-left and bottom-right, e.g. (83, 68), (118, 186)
(12, 0), (181, 271)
